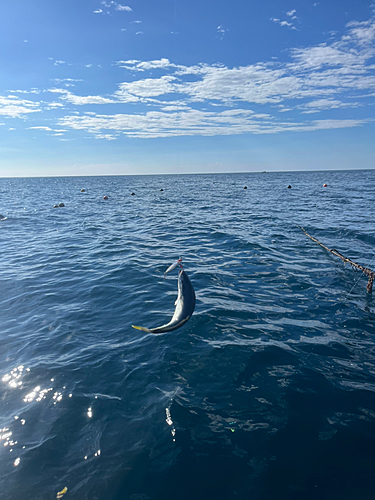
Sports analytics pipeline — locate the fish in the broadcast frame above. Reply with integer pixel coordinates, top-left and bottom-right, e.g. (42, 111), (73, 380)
(164, 258), (182, 279)
(132, 268), (195, 334)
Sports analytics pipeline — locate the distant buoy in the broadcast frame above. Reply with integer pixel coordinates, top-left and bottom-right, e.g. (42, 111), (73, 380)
(244, 186), (247, 189)
(59, 202), (65, 207)
(131, 192), (135, 196)
(323, 183), (328, 187)
(53, 205), (59, 208)
(287, 185), (291, 189)
(103, 195), (108, 200)
(80, 189), (85, 192)
(160, 189), (164, 192)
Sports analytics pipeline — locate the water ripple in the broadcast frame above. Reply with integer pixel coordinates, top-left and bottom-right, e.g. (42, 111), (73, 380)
(1, 171), (375, 499)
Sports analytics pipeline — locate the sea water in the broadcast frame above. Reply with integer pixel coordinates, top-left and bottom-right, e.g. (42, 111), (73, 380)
(0, 170), (374, 500)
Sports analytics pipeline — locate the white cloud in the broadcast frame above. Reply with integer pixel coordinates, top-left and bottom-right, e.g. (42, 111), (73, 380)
(47, 89), (115, 105)
(271, 10), (298, 30)
(115, 75), (177, 100)
(0, 95), (40, 118)
(298, 98), (362, 114)
(161, 105), (191, 111)
(96, 1), (132, 14)
(54, 10), (375, 137)
(346, 17), (375, 46)
(28, 126), (53, 131)
(134, 58), (174, 71)
(217, 25), (229, 38)
(9, 89), (40, 94)
(95, 133), (117, 140)
(271, 17), (296, 29)
(116, 58), (177, 72)
(58, 108), (372, 139)
(290, 44), (362, 69)
(9, 13), (375, 140)
(115, 4), (132, 11)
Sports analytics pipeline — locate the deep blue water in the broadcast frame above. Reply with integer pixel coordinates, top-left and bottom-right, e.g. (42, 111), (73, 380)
(1, 170), (375, 500)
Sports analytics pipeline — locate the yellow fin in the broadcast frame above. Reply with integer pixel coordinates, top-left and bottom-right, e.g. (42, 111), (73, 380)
(56, 487), (68, 499)
(131, 325), (150, 332)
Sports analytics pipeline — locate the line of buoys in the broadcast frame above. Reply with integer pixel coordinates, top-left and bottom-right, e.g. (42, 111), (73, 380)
(285, 184), (327, 189)
(78, 188), (140, 200)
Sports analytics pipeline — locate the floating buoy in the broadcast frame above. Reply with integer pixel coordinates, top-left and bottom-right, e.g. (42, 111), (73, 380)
(323, 183), (327, 187)
(103, 195), (108, 200)
(244, 186), (247, 189)
(53, 205), (59, 208)
(80, 189), (85, 192)
(58, 202), (65, 207)
(131, 192), (135, 196)
(287, 185), (291, 189)
(160, 189), (164, 192)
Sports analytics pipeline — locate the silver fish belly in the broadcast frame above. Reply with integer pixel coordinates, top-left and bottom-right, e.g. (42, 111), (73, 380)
(132, 269), (195, 334)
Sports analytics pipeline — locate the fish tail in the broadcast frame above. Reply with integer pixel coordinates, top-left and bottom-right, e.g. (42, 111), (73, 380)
(131, 325), (151, 333)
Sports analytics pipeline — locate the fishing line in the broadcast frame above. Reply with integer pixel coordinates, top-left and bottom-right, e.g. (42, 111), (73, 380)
(298, 225), (375, 305)
(345, 249), (375, 300)
(175, 152), (183, 261)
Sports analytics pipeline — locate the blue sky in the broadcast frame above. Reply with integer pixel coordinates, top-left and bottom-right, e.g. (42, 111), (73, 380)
(0, 0), (374, 176)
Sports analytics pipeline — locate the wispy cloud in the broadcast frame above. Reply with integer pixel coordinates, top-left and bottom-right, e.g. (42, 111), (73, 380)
(52, 78), (83, 86)
(9, 89), (41, 94)
(115, 4), (132, 11)
(217, 25), (229, 39)
(297, 98), (362, 114)
(271, 18), (294, 29)
(58, 108), (372, 139)
(271, 9), (299, 30)
(7, 13), (375, 140)
(48, 88), (116, 105)
(286, 9), (297, 19)
(0, 95), (41, 118)
(95, 1), (132, 14)
(28, 126), (53, 131)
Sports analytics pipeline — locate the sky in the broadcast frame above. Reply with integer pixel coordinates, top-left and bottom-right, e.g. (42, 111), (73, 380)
(0, 0), (374, 176)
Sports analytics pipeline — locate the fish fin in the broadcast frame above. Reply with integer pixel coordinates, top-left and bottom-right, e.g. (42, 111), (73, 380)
(132, 325), (151, 333)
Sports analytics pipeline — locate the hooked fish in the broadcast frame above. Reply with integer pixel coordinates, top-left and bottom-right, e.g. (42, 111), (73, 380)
(132, 260), (195, 334)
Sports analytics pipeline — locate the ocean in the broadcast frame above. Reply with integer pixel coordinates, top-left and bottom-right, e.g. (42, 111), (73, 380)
(0, 170), (374, 500)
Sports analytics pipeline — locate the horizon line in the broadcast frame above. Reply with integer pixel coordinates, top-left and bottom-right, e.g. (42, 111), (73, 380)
(0, 167), (374, 179)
